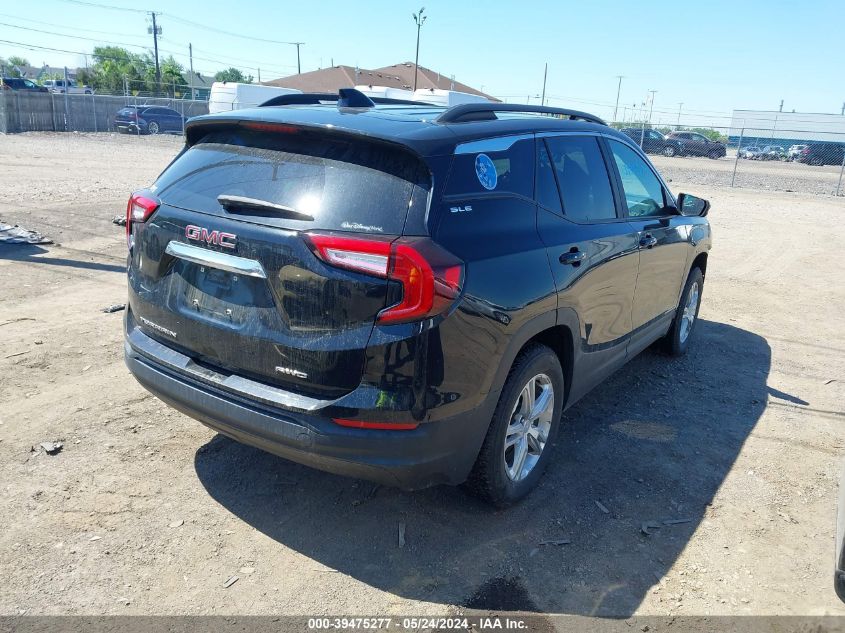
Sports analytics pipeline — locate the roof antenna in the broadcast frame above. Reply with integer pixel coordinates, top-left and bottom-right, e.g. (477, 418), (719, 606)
(338, 88), (376, 108)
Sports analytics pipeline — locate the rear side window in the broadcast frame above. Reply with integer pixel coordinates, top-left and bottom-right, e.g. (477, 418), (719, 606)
(445, 139), (534, 199)
(545, 136), (616, 222)
(608, 139), (667, 217)
(152, 129), (430, 234)
(536, 143), (562, 213)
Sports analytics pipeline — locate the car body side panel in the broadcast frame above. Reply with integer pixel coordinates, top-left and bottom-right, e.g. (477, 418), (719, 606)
(537, 208), (640, 404)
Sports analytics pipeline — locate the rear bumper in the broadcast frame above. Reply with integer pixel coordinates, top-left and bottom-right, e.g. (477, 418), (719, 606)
(124, 329), (491, 490)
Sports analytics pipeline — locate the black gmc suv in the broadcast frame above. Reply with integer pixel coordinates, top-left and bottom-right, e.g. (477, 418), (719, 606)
(124, 89), (711, 505)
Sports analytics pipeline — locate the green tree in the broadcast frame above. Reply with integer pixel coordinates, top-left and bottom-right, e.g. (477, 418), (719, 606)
(91, 46), (152, 94)
(214, 67), (253, 83)
(145, 55), (187, 96)
(6, 55), (29, 77)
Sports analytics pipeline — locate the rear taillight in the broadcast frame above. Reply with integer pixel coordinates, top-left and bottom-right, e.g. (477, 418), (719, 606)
(305, 233), (464, 325)
(125, 191), (160, 247)
(801, 148), (810, 155)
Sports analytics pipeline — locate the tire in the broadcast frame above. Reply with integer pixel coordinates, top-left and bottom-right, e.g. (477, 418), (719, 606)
(663, 145), (676, 157)
(148, 121), (160, 135)
(809, 156), (823, 166)
(464, 344), (564, 506)
(708, 150), (721, 160)
(662, 267), (704, 356)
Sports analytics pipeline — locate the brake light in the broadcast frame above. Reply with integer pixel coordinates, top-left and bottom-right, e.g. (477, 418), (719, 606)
(125, 191), (160, 247)
(332, 418), (419, 430)
(305, 233), (464, 324)
(801, 148), (810, 155)
(242, 122), (299, 134)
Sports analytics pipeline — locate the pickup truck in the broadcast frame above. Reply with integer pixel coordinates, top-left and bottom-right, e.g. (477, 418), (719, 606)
(42, 79), (93, 95)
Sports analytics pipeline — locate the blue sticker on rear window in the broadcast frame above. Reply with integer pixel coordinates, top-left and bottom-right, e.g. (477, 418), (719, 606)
(475, 153), (497, 190)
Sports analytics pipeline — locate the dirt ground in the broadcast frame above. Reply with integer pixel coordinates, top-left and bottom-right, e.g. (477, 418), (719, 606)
(1, 132), (844, 617)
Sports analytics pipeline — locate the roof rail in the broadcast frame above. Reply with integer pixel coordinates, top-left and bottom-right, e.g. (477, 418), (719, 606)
(436, 103), (606, 125)
(260, 88), (432, 108)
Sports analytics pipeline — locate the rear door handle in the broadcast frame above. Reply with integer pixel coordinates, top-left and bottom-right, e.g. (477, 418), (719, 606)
(559, 250), (586, 266)
(639, 234), (658, 249)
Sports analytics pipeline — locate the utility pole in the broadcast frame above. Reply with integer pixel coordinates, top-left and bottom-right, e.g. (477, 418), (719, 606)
(841, 102), (845, 116)
(779, 99), (784, 112)
(647, 89), (657, 122)
(292, 42), (303, 74)
(541, 62), (547, 106)
(412, 7), (427, 91)
(148, 11), (161, 93)
(257, 68), (261, 83)
(188, 43), (195, 100)
(63, 66), (70, 131)
(613, 75), (624, 122)
(677, 102), (683, 127)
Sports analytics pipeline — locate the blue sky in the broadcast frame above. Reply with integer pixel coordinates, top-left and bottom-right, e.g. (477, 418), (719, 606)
(2, 0), (843, 126)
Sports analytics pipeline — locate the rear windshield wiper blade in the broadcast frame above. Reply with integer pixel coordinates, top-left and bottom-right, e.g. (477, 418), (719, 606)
(217, 194), (314, 221)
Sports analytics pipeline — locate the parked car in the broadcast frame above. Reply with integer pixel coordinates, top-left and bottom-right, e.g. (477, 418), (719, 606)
(797, 143), (845, 166)
(123, 90), (712, 505)
(739, 146), (763, 160)
(1, 77), (48, 92)
(788, 144), (808, 161)
(760, 145), (786, 161)
(620, 127), (683, 157)
(114, 105), (187, 135)
(42, 79), (93, 94)
(666, 131), (727, 159)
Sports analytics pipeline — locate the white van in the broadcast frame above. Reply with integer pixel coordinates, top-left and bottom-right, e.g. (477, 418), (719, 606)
(208, 82), (302, 114)
(411, 88), (490, 107)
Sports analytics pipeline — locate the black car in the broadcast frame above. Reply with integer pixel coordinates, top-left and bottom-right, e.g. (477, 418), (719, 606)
(1, 77), (48, 92)
(620, 127), (683, 157)
(123, 90), (711, 505)
(797, 142), (845, 166)
(666, 131), (727, 159)
(114, 105), (186, 135)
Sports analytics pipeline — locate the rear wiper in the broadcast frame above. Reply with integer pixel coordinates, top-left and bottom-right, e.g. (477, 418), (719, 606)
(217, 194), (314, 221)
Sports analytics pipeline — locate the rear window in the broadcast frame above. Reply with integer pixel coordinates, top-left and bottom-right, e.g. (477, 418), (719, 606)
(151, 129), (430, 234)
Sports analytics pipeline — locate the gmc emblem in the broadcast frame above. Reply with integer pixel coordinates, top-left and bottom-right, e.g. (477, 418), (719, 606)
(185, 224), (236, 249)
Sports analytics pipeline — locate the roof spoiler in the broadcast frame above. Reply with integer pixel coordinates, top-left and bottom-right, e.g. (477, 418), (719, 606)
(436, 103), (606, 125)
(260, 88), (431, 108)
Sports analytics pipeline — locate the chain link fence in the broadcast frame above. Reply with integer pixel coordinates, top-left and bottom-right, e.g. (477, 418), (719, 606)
(609, 120), (845, 197)
(0, 91), (208, 134)
(2, 90), (844, 197)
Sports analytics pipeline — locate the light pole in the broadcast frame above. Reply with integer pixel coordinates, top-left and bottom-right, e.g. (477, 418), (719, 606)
(676, 102), (683, 127)
(613, 75), (624, 122)
(293, 42), (304, 74)
(412, 7), (427, 91)
(648, 89), (657, 122)
(541, 62), (547, 106)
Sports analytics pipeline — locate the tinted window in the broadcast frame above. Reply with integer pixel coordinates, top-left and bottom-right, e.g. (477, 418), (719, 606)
(445, 139), (534, 199)
(152, 129), (429, 234)
(608, 140), (667, 218)
(545, 136), (616, 222)
(536, 143), (562, 213)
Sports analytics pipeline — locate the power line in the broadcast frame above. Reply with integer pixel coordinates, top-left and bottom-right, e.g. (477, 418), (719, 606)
(0, 22), (295, 77)
(51, 0), (149, 13)
(0, 11), (148, 39)
(163, 14), (303, 46)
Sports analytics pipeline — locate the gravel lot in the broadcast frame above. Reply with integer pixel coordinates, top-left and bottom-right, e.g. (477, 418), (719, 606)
(1, 132), (844, 618)
(652, 153), (845, 197)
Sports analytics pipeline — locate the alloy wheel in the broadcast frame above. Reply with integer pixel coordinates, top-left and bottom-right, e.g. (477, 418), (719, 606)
(503, 373), (554, 482)
(679, 281), (700, 344)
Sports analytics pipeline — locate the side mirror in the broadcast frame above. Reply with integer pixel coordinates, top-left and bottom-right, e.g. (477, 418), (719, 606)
(677, 193), (710, 217)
